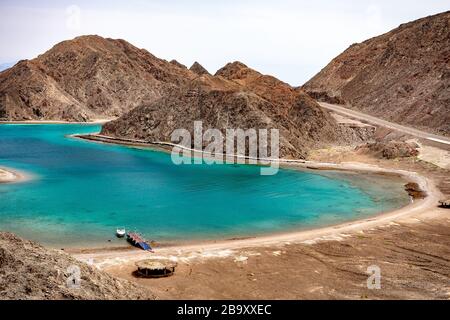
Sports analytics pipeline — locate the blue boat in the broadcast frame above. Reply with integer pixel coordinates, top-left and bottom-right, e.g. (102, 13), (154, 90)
(126, 232), (154, 252)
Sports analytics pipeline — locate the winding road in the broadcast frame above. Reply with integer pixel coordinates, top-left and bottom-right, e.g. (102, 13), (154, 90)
(319, 102), (450, 148)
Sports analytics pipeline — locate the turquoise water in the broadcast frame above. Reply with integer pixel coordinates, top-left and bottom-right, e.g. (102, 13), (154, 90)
(0, 124), (409, 247)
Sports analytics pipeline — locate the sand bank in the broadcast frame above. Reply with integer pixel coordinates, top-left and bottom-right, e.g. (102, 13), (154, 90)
(0, 167), (29, 184)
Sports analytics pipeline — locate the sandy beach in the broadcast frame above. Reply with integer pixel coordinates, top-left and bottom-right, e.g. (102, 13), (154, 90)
(69, 145), (449, 299)
(72, 160), (440, 257)
(2, 130), (449, 299)
(68, 134), (444, 256)
(97, 207), (449, 299)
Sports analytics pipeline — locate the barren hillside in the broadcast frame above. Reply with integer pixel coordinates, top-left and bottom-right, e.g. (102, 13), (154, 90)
(303, 11), (450, 136)
(102, 63), (368, 158)
(0, 232), (153, 300)
(0, 35), (195, 121)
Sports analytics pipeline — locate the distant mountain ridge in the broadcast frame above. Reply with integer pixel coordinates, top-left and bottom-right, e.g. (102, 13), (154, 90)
(0, 35), (195, 121)
(1, 35), (371, 158)
(303, 11), (450, 136)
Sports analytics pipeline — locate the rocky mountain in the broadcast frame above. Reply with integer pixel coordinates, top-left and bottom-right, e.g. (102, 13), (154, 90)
(0, 35), (370, 157)
(0, 35), (195, 121)
(303, 11), (450, 136)
(102, 62), (364, 158)
(0, 232), (153, 300)
(190, 61), (210, 76)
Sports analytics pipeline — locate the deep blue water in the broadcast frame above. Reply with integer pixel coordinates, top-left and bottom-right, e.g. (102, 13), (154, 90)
(0, 124), (409, 247)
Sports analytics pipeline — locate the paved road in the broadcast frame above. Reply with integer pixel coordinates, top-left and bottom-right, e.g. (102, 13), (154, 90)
(319, 102), (450, 148)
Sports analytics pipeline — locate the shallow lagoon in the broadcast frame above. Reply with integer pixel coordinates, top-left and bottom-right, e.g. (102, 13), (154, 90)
(0, 124), (409, 247)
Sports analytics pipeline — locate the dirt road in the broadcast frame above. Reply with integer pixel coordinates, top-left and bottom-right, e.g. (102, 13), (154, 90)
(319, 102), (450, 149)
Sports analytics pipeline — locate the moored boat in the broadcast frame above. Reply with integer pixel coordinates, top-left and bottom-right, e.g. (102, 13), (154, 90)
(116, 228), (126, 238)
(126, 232), (154, 252)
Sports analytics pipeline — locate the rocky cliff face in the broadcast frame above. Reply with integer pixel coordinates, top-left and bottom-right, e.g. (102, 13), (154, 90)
(0, 232), (153, 300)
(303, 11), (450, 136)
(102, 62), (362, 158)
(0, 35), (195, 121)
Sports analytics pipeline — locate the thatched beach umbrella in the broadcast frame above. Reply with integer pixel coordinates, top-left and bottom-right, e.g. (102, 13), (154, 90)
(135, 260), (177, 278)
(439, 199), (450, 208)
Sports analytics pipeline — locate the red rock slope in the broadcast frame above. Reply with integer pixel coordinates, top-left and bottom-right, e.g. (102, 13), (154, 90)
(0, 35), (195, 121)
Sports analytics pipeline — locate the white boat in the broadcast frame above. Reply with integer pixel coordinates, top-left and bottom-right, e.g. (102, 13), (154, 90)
(116, 228), (126, 238)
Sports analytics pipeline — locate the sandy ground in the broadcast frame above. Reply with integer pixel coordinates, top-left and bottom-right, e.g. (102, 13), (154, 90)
(100, 210), (450, 299)
(72, 151), (450, 299)
(412, 139), (450, 170)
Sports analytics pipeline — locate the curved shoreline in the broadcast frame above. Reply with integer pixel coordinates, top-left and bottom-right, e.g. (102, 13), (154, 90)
(1, 132), (442, 260)
(71, 161), (442, 262)
(67, 134), (442, 258)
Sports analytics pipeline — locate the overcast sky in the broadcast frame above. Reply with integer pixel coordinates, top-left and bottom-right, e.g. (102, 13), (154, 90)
(0, 0), (448, 85)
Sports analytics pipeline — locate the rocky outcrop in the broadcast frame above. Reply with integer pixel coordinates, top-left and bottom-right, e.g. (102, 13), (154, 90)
(303, 11), (450, 136)
(0, 35), (195, 121)
(356, 140), (419, 159)
(102, 63), (368, 158)
(404, 182), (427, 199)
(215, 62), (358, 151)
(0, 232), (154, 300)
(189, 61), (210, 76)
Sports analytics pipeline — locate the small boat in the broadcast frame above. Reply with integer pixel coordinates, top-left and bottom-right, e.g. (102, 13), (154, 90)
(116, 228), (126, 238)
